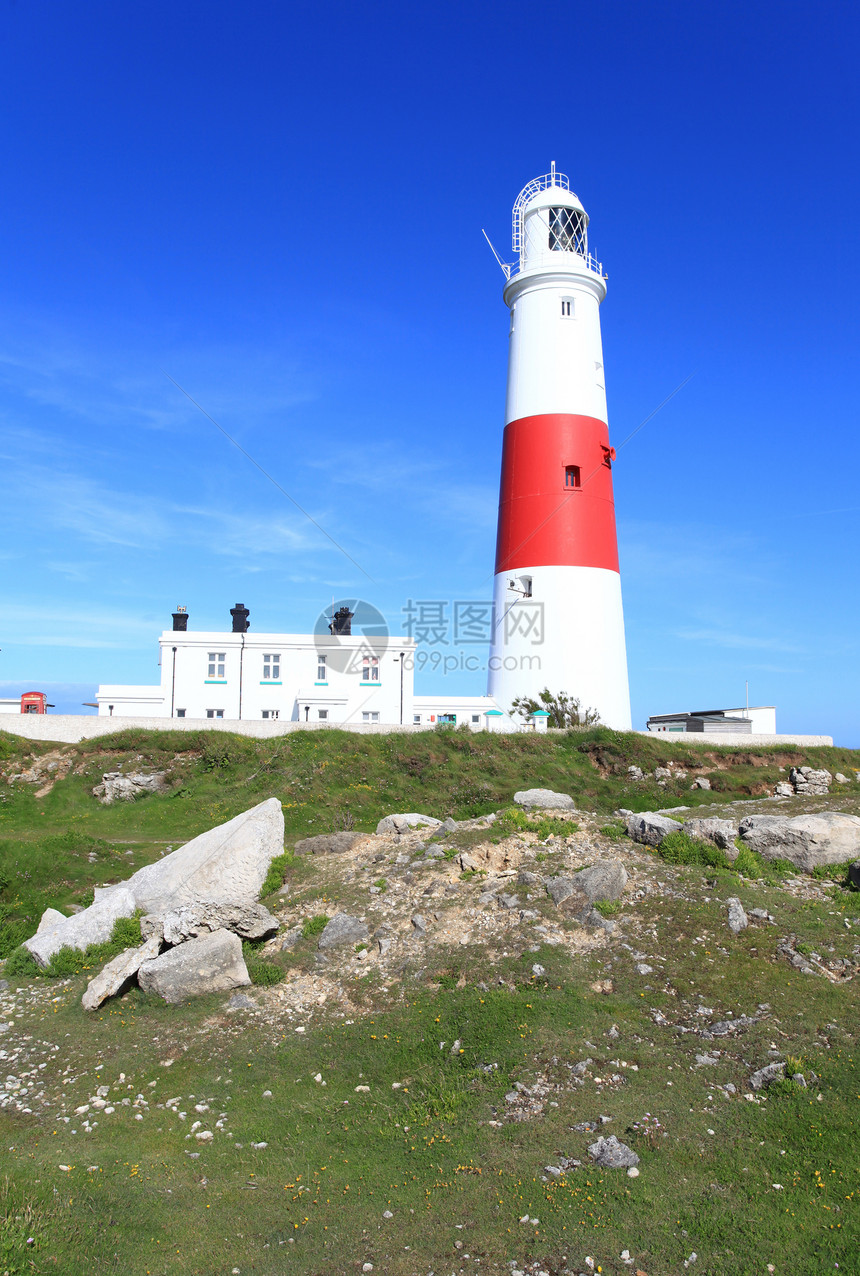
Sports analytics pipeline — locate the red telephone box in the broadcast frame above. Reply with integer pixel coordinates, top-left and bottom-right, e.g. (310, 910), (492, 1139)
(20, 692), (48, 715)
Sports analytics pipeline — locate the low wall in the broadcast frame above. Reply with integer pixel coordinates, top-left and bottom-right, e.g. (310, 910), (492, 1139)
(0, 715), (834, 748)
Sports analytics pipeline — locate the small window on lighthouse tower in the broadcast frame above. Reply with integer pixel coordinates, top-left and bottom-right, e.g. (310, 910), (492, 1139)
(565, 465), (581, 490)
(561, 297), (574, 318)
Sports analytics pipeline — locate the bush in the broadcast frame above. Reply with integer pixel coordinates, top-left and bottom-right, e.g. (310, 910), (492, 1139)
(261, 851), (294, 896)
(599, 822), (626, 839)
(657, 831), (729, 870)
(594, 899), (621, 917)
(4, 946), (38, 978)
(495, 806), (578, 840)
(301, 914), (329, 939)
(247, 958), (285, 986)
(733, 846), (763, 878)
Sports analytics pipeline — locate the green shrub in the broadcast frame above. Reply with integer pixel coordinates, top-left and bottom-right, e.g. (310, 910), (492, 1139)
(247, 959), (285, 986)
(495, 806), (578, 840)
(4, 945), (39, 978)
(261, 851), (294, 896)
(373, 878), (387, 892)
(594, 899), (621, 917)
(301, 914), (329, 939)
(657, 831), (729, 870)
(599, 822), (626, 839)
(38, 913), (144, 979)
(436, 972), (458, 990)
(732, 846), (762, 878)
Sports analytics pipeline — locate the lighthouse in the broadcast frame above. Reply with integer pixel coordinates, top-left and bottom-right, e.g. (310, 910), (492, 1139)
(487, 165), (632, 729)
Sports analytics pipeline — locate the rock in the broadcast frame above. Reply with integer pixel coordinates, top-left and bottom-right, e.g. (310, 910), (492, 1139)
(627, 766), (644, 781)
(154, 902), (279, 945)
(588, 1135), (639, 1169)
(317, 914), (369, 949)
(546, 861), (626, 920)
(103, 798), (284, 914)
(749, 1061), (785, 1091)
(692, 777), (711, 790)
(682, 817), (738, 850)
(138, 929), (250, 1003)
(635, 962), (653, 975)
(375, 813), (441, 836)
(790, 766), (831, 796)
(726, 898), (748, 933)
(547, 877), (583, 908)
(82, 933), (162, 1011)
(748, 907), (775, 923)
(92, 770), (170, 803)
(518, 870), (544, 886)
(459, 852), (479, 871)
(513, 788), (576, 811)
(625, 812), (682, 847)
(228, 993), (255, 1009)
(280, 926), (303, 951)
(654, 767), (673, 781)
(429, 817), (459, 840)
(498, 894), (520, 910)
(36, 907), (67, 934)
(849, 862), (860, 890)
(411, 914), (427, 933)
(293, 832), (363, 855)
(835, 773), (850, 785)
(738, 812), (860, 871)
(24, 886), (137, 968)
(773, 781), (794, 797)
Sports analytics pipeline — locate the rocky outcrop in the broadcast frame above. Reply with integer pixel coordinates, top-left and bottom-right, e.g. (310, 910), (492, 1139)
(546, 860), (627, 920)
(93, 771), (171, 804)
(138, 929), (250, 1004)
(738, 812), (860, 872)
(294, 832), (363, 855)
(376, 813), (441, 836)
(513, 788), (577, 811)
(24, 886), (137, 968)
(317, 914), (369, 949)
(82, 933), (162, 1011)
(143, 902), (279, 946)
(790, 767), (831, 796)
(625, 812), (682, 847)
(588, 1134), (639, 1169)
(682, 817), (739, 851)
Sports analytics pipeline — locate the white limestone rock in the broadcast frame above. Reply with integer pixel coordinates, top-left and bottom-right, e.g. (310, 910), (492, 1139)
(24, 887), (137, 968)
(682, 817), (739, 851)
(513, 788), (577, 811)
(151, 902), (279, 946)
(36, 907), (68, 934)
(375, 813), (441, 835)
(625, 812), (682, 847)
(138, 929), (250, 1003)
(82, 933), (162, 1011)
(93, 771), (170, 804)
(738, 812), (860, 872)
(109, 797), (284, 914)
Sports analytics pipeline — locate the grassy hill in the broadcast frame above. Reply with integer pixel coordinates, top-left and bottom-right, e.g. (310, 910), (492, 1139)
(0, 726), (858, 1274)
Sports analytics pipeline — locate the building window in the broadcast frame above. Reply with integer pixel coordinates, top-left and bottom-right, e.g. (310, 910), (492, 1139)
(262, 709), (279, 720)
(413, 714), (421, 724)
(471, 715), (480, 723)
(206, 709), (224, 719)
(207, 652), (226, 678)
(565, 465), (581, 489)
(176, 709), (186, 718)
(317, 655), (327, 682)
(318, 709), (328, 720)
(362, 656), (379, 682)
(262, 653), (280, 681)
(549, 206), (586, 254)
(561, 296), (574, 317)
(362, 711), (380, 722)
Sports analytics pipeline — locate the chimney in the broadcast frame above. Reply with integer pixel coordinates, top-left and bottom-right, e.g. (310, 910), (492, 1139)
(329, 605), (354, 636)
(230, 602), (250, 633)
(172, 606), (188, 632)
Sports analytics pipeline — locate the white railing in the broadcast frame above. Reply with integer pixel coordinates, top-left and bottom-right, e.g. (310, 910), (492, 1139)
(505, 248), (605, 281)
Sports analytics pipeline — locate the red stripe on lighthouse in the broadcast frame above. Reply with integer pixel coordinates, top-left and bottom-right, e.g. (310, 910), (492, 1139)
(494, 413), (620, 574)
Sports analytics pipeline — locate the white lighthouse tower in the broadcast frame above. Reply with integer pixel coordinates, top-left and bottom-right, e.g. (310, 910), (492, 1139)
(487, 166), (632, 729)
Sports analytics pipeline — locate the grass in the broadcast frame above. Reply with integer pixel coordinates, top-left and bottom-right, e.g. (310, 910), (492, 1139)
(494, 805), (580, 840)
(5, 912), (145, 980)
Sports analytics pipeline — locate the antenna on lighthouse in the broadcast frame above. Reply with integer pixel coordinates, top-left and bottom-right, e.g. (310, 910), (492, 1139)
(481, 229), (512, 280)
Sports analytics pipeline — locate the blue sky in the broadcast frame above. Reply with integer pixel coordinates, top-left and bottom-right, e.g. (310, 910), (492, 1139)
(0, 1), (858, 742)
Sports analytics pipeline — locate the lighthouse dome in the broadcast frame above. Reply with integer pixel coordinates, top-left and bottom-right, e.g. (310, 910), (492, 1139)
(512, 165), (598, 277)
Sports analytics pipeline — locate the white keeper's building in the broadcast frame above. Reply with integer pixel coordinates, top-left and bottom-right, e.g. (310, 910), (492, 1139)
(95, 604), (525, 732)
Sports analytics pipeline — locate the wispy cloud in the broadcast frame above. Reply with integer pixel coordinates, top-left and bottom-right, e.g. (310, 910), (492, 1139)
(675, 628), (805, 654)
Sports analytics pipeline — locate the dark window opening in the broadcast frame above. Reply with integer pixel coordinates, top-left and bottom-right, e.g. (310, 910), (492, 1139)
(565, 465), (581, 489)
(176, 709), (186, 718)
(561, 297), (573, 317)
(549, 207), (587, 254)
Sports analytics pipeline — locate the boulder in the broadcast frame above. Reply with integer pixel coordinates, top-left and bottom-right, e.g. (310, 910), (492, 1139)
(375, 813), (441, 836)
(774, 781), (794, 798)
(93, 770), (170, 804)
(627, 766), (644, 781)
(849, 862), (860, 890)
(625, 812), (682, 847)
(429, 817), (459, 841)
(36, 907), (67, 934)
(790, 766), (831, 796)
(24, 886), (137, 968)
(138, 929), (250, 1004)
(749, 1061), (785, 1091)
(726, 897), (748, 933)
(692, 777), (712, 790)
(513, 788), (577, 811)
(738, 812), (860, 872)
(834, 773), (850, 785)
(682, 817), (738, 850)
(108, 797), (284, 913)
(588, 1135), (640, 1169)
(317, 914), (369, 949)
(153, 902), (279, 945)
(293, 832), (363, 855)
(654, 767), (672, 781)
(82, 933), (162, 1011)
(547, 860), (627, 919)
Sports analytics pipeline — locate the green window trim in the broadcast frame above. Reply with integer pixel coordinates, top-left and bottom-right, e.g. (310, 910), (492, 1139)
(204, 679), (228, 684)
(259, 680), (282, 685)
